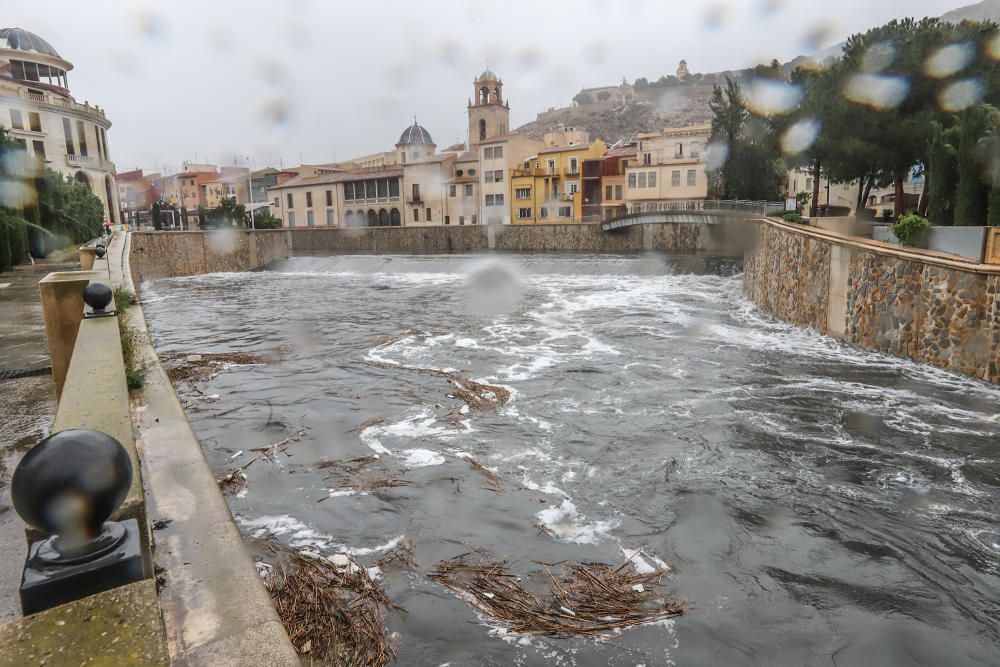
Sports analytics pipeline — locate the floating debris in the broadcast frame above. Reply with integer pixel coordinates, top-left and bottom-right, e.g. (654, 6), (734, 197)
(428, 554), (686, 639)
(263, 541), (401, 666)
(161, 350), (275, 391)
(317, 455), (412, 498)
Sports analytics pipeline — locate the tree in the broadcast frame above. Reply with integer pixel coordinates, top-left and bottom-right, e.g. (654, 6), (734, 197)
(151, 201), (162, 231)
(597, 90), (611, 102)
(954, 105), (1000, 224)
(573, 91), (593, 106)
(204, 197), (247, 228)
(252, 210), (281, 229)
(633, 77), (649, 92)
(708, 77), (783, 200)
(927, 123), (960, 224)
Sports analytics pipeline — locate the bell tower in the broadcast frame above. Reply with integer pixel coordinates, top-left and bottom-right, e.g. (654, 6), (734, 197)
(468, 69), (510, 150)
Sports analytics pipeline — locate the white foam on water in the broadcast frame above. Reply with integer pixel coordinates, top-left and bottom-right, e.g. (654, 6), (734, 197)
(328, 489), (367, 497)
(344, 534), (405, 556)
(239, 514), (405, 559)
(401, 448), (446, 467)
(535, 500), (618, 545)
(520, 476), (570, 498)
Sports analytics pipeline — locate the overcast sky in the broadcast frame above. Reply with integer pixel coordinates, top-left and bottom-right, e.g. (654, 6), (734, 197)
(6, 0), (967, 173)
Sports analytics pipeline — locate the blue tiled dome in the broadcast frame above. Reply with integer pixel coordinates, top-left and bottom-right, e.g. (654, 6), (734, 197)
(398, 121), (433, 145)
(0, 28), (60, 57)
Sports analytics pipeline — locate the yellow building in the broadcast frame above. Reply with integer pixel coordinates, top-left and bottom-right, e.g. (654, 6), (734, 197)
(509, 139), (606, 224)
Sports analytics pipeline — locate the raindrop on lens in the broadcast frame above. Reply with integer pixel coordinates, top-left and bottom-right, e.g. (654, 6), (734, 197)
(861, 41), (897, 72)
(938, 78), (985, 112)
(704, 141), (729, 171)
(781, 118), (821, 155)
(924, 43), (974, 78)
(745, 78), (802, 115)
(843, 73), (909, 109)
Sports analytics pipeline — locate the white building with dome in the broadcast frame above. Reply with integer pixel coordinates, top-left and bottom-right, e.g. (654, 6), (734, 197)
(0, 27), (119, 224)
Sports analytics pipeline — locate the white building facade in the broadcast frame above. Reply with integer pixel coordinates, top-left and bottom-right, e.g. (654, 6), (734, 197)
(0, 28), (119, 223)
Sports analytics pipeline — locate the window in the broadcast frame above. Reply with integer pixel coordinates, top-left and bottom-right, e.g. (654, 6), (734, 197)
(494, 146), (503, 158)
(307, 210), (315, 227)
(643, 153), (651, 165)
(445, 215), (450, 225)
(306, 192), (313, 207)
(413, 208), (419, 221)
(495, 193), (504, 206)
(471, 215), (478, 224)
(479, 119), (486, 141)
(622, 159), (629, 169)
(485, 194), (495, 206)
(288, 211), (296, 227)
(32, 140), (45, 160)
(29, 112), (41, 132)
(449, 184), (456, 197)
(484, 147), (493, 159)
(426, 207), (432, 221)
(377, 179), (387, 198)
(648, 172), (657, 187)
(515, 187), (531, 199)
(412, 183), (420, 201)
(615, 184), (622, 200)
(62, 117), (74, 155)
(9, 109), (23, 130)
(628, 172), (636, 188)
(469, 169), (476, 176)
(326, 209), (334, 226)
(558, 206), (571, 217)
(389, 178), (400, 198)
(546, 159), (556, 174)
(806, 177), (813, 190)
(568, 182), (579, 194)
(551, 183), (558, 198)
(326, 190), (333, 206)
(464, 183), (473, 196)
(76, 120), (88, 156)
(274, 197), (279, 207)
(605, 185), (612, 200)
(691, 143), (701, 158)
(287, 193), (294, 208)
(671, 170), (681, 186)
(675, 143), (684, 158)
(687, 169), (696, 186)
(459, 215), (465, 225)
(569, 157), (578, 174)
(518, 207), (532, 219)
(539, 207), (549, 219)
(485, 171), (494, 183)
(99, 127), (109, 158)
(638, 173), (647, 188)
(494, 170), (503, 182)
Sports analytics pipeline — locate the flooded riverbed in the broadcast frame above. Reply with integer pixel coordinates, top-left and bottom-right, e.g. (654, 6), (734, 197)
(142, 253), (1000, 665)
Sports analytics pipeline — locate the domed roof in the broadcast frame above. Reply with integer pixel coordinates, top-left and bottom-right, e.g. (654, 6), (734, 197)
(478, 69), (498, 81)
(0, 28), (60, 57)
(397, 120), (434, 146)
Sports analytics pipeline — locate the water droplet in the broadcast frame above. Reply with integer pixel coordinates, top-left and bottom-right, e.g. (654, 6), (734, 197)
(938, 78), (985, 112)
(924, 42), (974, 78)
(704, 141), (729, 171)
(861, 41), (897, 73)
(0, 180), (36, 209)
(780, 118), (821, 155)
(702, 2), (727, 29)
(259, 98), (292, 126)
(462, 258), (524, 317)
(745, 78), (802, 115)
(843, 73), (908, 109)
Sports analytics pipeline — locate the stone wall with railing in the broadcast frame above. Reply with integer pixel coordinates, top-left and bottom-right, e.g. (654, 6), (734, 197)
(744, 218), (1000, 384)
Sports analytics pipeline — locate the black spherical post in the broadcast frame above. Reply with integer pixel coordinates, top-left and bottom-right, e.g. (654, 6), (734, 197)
(13, 429), (144, 615)
(82, 282), (114, 318)
(95, 246), (107, 259)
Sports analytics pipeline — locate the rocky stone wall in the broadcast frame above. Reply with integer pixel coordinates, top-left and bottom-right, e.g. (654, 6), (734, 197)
(745, 219), (1000, 384)
(744, 222), (831, 333)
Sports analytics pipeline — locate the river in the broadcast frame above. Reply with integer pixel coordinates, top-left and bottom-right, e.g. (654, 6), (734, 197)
(141, 253), (1000, 665)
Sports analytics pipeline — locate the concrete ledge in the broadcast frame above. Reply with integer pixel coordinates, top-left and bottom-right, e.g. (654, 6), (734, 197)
(0, 579), (168, 666)
(117, 234), (298, 664)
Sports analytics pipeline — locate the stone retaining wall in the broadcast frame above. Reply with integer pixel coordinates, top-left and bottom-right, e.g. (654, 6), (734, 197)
(130, 222), (750, 280)
(745, 219), (1000, 384)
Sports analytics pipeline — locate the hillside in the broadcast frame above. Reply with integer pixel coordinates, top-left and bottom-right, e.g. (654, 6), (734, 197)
(514, 0), (1000, 144)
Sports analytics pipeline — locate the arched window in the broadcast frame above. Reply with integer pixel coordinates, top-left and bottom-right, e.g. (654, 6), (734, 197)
(367, 209), (377, 226)
(390, 208), (401, 226)
(479, 119), (486, 141)
(345, 210), (355, 226)
(480, 86), (489, 105)
(494, 86), (500, 102)
(378, 209), (389, 226)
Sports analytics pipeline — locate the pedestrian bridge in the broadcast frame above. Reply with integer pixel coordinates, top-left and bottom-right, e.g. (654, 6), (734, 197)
(601, 200), (784, 232)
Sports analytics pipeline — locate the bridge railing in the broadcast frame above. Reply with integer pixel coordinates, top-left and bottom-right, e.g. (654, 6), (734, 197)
(601, 199), (784, 230)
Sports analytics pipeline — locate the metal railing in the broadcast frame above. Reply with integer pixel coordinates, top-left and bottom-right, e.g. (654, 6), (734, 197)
(0, 83), (108, 119)
(601, 199), (783, 231)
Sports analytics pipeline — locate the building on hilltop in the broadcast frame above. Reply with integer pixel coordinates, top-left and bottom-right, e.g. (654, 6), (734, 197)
(0, 27), (120, 223)
(677, 59), (690, 80)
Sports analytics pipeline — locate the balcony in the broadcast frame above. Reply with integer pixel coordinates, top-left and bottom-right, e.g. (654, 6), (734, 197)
(510, 167), (548, 178)
(65, 153), (95, 165)
(0, 82), (108, 120)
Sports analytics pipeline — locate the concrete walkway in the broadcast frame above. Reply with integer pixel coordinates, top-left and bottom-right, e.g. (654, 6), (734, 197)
(115, 233), (298, 665)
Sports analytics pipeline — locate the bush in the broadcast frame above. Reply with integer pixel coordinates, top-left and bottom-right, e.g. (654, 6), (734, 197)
(891, 214), (930, 246)
(114, 286), (136, 313)
(118, 317), (146, 390)
(780, 212), (806, 224)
